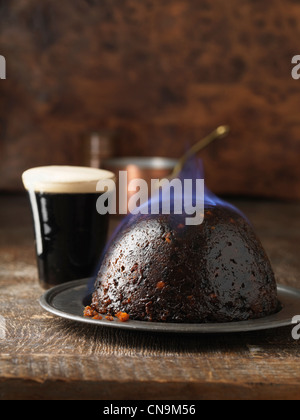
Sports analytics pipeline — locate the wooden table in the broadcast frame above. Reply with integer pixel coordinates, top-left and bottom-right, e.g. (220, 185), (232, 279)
(0, 193), (300, 400)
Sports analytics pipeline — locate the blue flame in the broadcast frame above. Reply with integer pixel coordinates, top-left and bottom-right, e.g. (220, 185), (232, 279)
(177, 156), (248, 220)
(86, 157), (250, 296)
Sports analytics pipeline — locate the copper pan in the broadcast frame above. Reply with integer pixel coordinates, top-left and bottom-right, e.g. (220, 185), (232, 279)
(103, 157), (177, 214)
(103, 126), (230, 215)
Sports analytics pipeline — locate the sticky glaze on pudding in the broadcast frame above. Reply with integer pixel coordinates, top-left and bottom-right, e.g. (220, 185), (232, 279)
(90, 206), (279, 323)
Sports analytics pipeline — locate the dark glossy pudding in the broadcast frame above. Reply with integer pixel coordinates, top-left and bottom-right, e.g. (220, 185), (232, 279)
(90, 206), (279, 323)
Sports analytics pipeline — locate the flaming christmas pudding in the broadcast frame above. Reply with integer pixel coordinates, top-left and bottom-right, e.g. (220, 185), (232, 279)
(89, 202), (279, 323)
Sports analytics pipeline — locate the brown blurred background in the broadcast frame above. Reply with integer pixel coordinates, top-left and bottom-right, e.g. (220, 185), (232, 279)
(0, 0), (300, 199)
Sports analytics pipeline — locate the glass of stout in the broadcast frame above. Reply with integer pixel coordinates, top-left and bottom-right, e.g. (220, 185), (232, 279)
(22, 166), (115, 289)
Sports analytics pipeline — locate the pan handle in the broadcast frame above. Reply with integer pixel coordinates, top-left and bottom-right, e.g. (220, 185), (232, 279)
(170, 125), (230, 179)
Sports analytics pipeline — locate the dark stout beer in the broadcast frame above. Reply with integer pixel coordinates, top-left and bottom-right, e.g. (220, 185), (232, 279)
(23, 166), (115, 289)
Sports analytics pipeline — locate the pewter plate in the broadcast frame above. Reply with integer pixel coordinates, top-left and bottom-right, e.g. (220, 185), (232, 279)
(39, 278), (300, 334)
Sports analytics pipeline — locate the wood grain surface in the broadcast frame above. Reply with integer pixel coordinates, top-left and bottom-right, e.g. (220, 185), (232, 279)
(0, 1), (300, 198)
(0, 194), (300, 400)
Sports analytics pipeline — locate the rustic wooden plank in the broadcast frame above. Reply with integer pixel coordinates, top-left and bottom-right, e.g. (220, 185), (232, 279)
(2, 378), (300, 400)
(2, 353), (300, 384)
(1, 356), (300, 400)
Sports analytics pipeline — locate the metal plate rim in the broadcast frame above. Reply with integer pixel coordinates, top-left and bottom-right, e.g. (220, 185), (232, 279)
(39, 278), (300, 334)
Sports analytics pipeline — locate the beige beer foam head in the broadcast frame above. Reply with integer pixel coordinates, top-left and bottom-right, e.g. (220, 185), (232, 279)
(22, 166), (116, 194)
